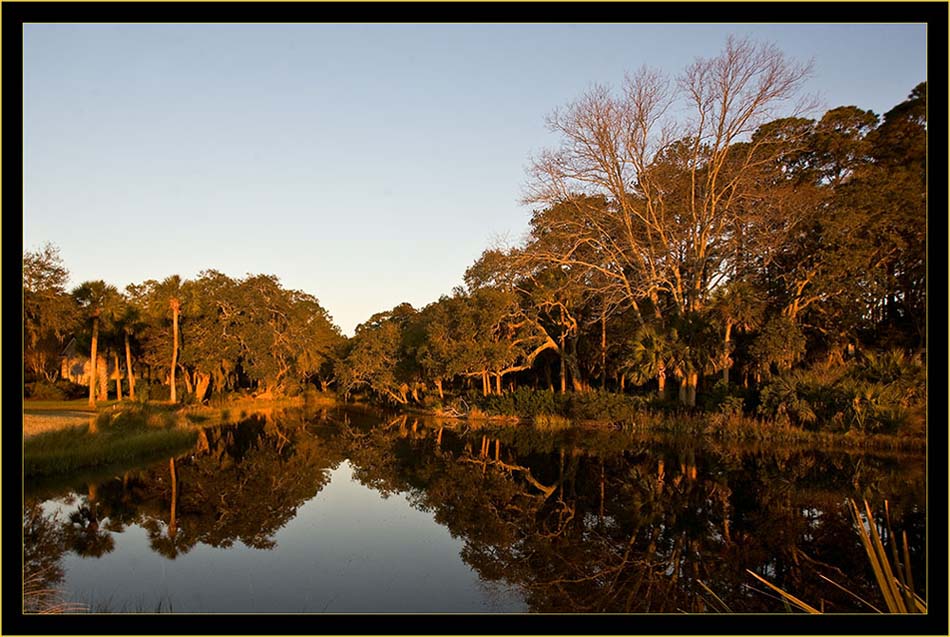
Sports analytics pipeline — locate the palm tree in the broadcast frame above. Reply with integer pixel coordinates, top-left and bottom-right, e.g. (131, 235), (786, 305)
(115, 303), (145, 401)
(72, 281), (122, 406)
(157, 276), (184, 404)
(626, 324), (673, 400)
(709, 282), (765, 386)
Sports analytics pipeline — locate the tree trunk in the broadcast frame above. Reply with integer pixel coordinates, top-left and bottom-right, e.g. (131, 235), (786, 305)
(170, 299), (180, 404)
(600, 311), (607, 388)
(482, 370), (490, 397)
(723, 321), (733, 385)
(98, 357), (108, 402)
(195, 372), (211, 403)
(683, 372), (698, 407)
(124, 331), (136, 400)
(434, 378), (444, 400)
(114, 351), (123, 400)
(183, 370), (194, 395)
(657, 363), (667, 401)
(88, 315), (99, 406)
(495, 373), (502, 395)
(559, 334), (567, 394)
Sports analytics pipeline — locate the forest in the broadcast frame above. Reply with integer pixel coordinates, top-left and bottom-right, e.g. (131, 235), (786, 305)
(24, 40), (926, 439)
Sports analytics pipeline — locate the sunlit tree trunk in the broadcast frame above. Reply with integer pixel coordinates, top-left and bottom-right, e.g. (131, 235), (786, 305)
(114, 351), (123, 400)
(434, 378), (443, 400)
(495, 373), (502, 395)
(600, 311), (607, 388)
(723, 321), (733, 385)
(194, 372), (211, 403)
(98, 357), (108, 401)
(657, 363), (667, 401)
(124, 331), (136, 400)
(169, 298), (180, 404)
(683, 372), (698, 407)
(88, 314), (100, 406)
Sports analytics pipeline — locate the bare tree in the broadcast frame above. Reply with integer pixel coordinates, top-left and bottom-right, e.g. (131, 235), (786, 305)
(524, 37), (814, 320)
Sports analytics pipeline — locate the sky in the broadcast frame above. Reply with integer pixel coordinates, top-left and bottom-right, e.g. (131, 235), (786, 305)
(22, 23), (928, 335)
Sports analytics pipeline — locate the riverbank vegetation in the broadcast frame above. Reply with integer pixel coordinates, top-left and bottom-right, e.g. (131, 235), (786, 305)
(24, 404), (199, 477)
(24, 39), (926, 446)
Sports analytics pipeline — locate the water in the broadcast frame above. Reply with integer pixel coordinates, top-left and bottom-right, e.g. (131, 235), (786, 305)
(23, 407), (926, 613)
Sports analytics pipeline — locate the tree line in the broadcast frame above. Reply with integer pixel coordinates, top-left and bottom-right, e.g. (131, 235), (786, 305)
(24, 39), (926, 423)
(24, 261), (344, 405)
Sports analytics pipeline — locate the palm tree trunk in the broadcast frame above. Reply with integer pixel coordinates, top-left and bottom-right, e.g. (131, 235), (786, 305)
(114, 351), (123, 400)
(170, 299), (180, 404)
(88, 316), (99, 406)
(124, 331), (136, 400)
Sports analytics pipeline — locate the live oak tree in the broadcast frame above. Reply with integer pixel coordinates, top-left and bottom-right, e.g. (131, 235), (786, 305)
(24, 244), (79, 383)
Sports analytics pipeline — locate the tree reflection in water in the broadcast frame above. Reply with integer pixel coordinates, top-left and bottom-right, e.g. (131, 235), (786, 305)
(24, 407), (926, 613)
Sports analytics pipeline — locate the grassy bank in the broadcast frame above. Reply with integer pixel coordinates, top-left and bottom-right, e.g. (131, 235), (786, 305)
(23, 392), (342, 477)
(24, 404), (198, 477)
(363, 387), (926, 454)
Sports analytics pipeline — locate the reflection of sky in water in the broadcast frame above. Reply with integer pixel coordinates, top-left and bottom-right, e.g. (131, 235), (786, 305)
(55, 461), (527, 613)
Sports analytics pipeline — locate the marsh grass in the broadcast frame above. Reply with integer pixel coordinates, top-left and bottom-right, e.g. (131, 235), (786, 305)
(23, 567), (87, 614)
(533, 413), (572, 431)
(746, 499), (926, 614)
(24, 405), (198, 476)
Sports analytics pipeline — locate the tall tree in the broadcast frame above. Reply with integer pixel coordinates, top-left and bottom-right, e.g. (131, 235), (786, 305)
(72, 281), (122, 406)
(524, 37), (813, 326)
(24, 244), (78, 383)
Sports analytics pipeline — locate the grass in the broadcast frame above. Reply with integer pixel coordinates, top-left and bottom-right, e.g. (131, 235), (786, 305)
(534, 413), (573, 431)
(23, 399), (120, 413)
(24, 406), (198, 477)
(23, 567), (87, 614)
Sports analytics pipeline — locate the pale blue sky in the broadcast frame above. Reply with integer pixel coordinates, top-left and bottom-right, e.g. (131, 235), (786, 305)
(23, 23), (927, 335)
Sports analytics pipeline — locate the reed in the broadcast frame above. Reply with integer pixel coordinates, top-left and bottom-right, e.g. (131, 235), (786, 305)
(746, 499), (925, 613)
(23, 567), (87, 614)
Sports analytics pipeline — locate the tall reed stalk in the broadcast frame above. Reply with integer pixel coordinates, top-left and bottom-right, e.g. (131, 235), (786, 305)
(746, 499), (925, 613)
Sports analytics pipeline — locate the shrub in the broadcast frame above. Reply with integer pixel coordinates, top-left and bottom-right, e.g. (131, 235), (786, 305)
(562, 390), (647, 423)
(483, 387), (559, 417)
(25, 382), (66, 401)
(757, 352), (925, 436)
(55, 380), (88, 400)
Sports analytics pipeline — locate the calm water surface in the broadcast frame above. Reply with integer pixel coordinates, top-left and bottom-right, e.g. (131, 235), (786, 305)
(24, 407), (926, 613)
